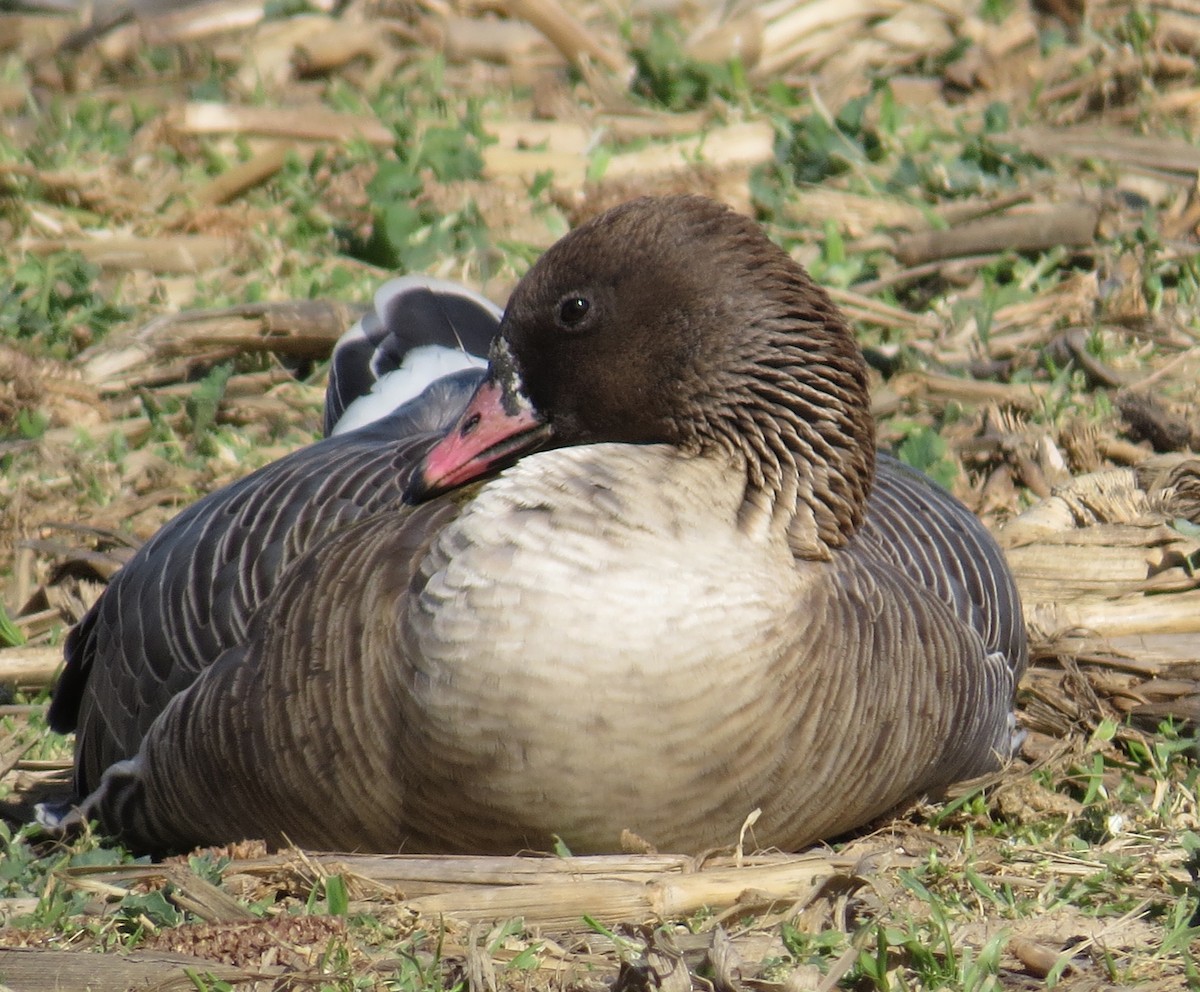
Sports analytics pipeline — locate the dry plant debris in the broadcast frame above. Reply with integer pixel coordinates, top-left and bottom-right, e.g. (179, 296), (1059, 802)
(1, 0), (1199, 989)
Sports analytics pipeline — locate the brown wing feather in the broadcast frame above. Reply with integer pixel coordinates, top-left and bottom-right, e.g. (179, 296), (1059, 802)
(53, 417), (445, 796)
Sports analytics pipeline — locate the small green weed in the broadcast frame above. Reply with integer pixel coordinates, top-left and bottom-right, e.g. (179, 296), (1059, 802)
(0, 253), (132, 359)
(186, 852), (230, 887)
(324, 873), (350, 916)
(186, 363), (233, 455)
(0, 601), (27, 647)
(183, 971), (236, 992)
(348, 79), (493, 272)
(849, 872), (1007, 991)
(0, 822), (134, 934)
(387, 926), (468, 992)
(779, 922), (846, 968)
(892, 419), (959, 489)
(629, 17), (746, 111)
(781, 96), (881, 186)
(119, 888), (185, 932)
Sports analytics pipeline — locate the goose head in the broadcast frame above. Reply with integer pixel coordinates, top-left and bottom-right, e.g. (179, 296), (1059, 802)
(406, 194), (876, 558)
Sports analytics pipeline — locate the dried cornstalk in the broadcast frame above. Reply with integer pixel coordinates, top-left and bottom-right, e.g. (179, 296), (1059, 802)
(24, 235), (233, 274)
(68, 851), (696, 893)
(135, 0), (272, 42)
(34, 408), (190, 453)
(483, 121), (774, 188)
(687, 0), (958, 81)
(67, 850), (879, 927)
(192, 141), (292, 207)
(0, 948), (270, 992)
(170, 101), (392, 146)
(894, 203), (1100, 267)
(1002, 461), (1200, 645)
(1008, 127), (1200, 180)
(888, 370), (1047, 411)
(602, 122), (774, 182)
(0, 645), (63, 688)
(486, 118), (591, 156)
(293, 21), (389, 75)
(1024, 593), (1200, 641)
(160, 865), (259, 923)
(500, 0), (633, 81)
(79, 301), (362, 390)
(442, 15), (551, 65)
(404, 857), (842, 925)
(234, 14), (359, 90)
(599, 113), (712, 142)
(782, 187), (927, 237)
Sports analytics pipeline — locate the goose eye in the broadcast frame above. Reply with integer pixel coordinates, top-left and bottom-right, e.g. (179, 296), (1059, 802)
(557, 296), (590, 327)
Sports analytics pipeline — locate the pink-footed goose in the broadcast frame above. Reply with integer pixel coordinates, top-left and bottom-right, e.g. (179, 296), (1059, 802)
(47, 195), (1026, 855)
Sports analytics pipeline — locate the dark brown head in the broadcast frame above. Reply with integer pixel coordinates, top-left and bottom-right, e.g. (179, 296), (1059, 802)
(408, 195), (875, 556)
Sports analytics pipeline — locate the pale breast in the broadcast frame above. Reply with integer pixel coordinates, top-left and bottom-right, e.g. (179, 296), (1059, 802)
(396, 444), (807, 851)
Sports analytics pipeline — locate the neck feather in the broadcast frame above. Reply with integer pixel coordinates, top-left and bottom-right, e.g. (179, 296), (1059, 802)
(699, 285), (875, 560)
